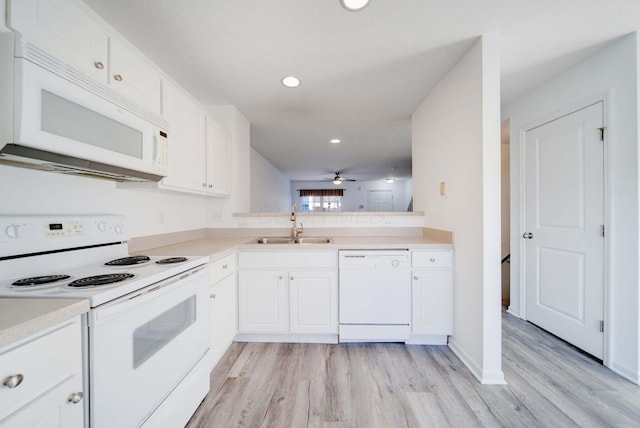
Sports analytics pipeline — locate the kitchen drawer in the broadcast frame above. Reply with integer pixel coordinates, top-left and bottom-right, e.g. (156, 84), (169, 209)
(210, 253), (236, 284)
(412, 250), (453, 268)
(0, 319), (82, 420)
(239, 251), (337, 269)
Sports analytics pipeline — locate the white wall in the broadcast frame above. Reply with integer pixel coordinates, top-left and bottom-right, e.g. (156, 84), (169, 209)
(501, 120), (511, 301)
(291, 179), (412, 212)
(250, 148), (292, 212)
(503, 33), (640, 383)
(0, 105), (251, 238)
(412, 35), (504, 384)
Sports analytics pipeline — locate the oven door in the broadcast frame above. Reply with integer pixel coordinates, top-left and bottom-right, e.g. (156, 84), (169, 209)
(89, 266), (210, 428)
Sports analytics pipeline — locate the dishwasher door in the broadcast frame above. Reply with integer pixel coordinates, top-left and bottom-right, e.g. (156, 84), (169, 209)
(339, 250), (411, 342)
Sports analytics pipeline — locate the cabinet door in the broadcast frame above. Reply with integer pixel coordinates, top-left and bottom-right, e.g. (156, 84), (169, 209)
(205, 116), (232, 197)
(210, 274), (237, 369)
(412, 270), (453, 335)
(160, 80), (206, 193)
(109, 38), (162, 114)
(238, 271), (288, 333)
(290, 270), (338, 334)
(8, 0), (109, 82)
(2, 375), (84, 428)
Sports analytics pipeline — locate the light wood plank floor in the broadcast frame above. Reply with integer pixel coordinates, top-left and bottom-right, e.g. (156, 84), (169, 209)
(186, 312), (640, 427)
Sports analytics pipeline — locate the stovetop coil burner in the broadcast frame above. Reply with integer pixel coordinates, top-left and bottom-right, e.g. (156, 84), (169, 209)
(12, 275), (71, 287)
(68, 273), (135, 288)
(105, 255), (150, 266)
(156, 257), (188, 265)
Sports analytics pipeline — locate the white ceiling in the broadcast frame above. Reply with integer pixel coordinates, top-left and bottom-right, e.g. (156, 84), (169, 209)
(83, 0), (640, 182)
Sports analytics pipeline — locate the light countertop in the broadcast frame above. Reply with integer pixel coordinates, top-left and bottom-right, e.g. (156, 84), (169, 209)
(0, 298), (89, 349)
(137, 235), (452, 259)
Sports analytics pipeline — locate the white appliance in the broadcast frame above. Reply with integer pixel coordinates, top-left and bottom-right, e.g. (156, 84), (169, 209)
(339, 250), (411, 342)
(0, 215), (210, 428)
(0, 33), (169, 182)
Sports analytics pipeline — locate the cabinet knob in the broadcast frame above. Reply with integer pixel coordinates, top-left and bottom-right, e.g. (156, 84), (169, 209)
(210, 293), (216, 299)
(222, 264), (228, 269)
(3, 374), (24, 388)
(429, 258), (436, 262)
(113, 74), (123, 82)
(94, 61), (104, 69)
(279, 276), (284, 280)
(208, 184), (213, 188)
(290, 276), (294, 281)
(413, 275), (419, 280)
(68, 391), (84, 404)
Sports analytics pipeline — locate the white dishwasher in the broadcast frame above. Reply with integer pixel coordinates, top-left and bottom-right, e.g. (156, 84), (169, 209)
(339, 249), (411, 342)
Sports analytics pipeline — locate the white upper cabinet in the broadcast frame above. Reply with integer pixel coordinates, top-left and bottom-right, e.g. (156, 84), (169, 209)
(8, 0), (109, 82)
(160, 80), (206, 193)
(109, 38), (161, 114)
(8, 0), (162, 114)
(205, 116), (232, 197)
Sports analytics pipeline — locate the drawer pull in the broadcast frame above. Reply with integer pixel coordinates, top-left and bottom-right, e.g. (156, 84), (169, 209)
(94, 61), (104, 69)
(113, 74), (123, 82)
(413, 275), (419, 280)
(430, 258), (436, 262)
(3, 374), (24, 388)
(222, 264), (228, 269)
(210, 293), (216, 299)
(68, 391), (84, 404)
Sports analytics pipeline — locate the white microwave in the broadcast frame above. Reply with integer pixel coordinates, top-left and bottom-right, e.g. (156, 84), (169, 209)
(0, 34), (169, 182)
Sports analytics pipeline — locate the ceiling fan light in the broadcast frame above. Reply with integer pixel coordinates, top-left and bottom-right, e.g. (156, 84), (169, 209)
(340, 0), (370, 11)
(385, 178), (395, 183)
(333, 178), (342, 185)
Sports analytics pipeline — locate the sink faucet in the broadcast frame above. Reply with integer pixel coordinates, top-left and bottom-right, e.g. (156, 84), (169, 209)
(290, 203), (303, 238)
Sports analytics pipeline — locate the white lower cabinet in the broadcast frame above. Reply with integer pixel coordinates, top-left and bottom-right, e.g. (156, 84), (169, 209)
(411, 250), (454, 339)
(238, 251), (338, 340)
(0, 317), (84, 427)
(289, 270), (338, 334)
(209, 253), (237, 370)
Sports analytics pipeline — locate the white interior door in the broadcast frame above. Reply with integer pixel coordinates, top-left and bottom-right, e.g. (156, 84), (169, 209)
(524, 102), (604, 358)
(369, 190), (393, 211)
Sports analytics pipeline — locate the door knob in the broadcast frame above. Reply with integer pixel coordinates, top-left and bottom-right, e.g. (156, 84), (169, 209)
(522, 232), (533, 239)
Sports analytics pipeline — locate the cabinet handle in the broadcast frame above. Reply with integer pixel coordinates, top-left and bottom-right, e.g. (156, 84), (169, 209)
(290, 276), (294, 281)
(68, 391), (84, 404)
(279, 276), (283, 280)
(429, 258), (436, 262)
(113, 74), (123, 82)
(210, 293), (216, 299)
(222, 264), (228, 269)
(202, 183), (206, 187)
(3, 374), (24, 388)
(208, 184), (213, 188)
(94, 61), (104, 69)
(413, 275), (419, 280)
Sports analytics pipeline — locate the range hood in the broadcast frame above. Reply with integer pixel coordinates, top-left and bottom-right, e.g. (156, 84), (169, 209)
(0, 144), (164, 182)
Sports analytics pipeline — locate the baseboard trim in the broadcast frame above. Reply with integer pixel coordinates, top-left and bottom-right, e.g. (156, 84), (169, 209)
(234, 333), (338, 344)
(609, 361), (640, 385)
(449, 338), (506, 385)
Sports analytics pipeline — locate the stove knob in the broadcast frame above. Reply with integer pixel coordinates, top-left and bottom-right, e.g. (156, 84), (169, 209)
(97, 221), (107, 232)
(5, 224), (21, 239)
(115, 224), (124, 234)
(391, 259), (400, 268)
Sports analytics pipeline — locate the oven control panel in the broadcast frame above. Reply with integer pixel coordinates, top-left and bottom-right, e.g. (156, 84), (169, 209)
(44, 221), (85, 238)
(0, 215), (127, 259)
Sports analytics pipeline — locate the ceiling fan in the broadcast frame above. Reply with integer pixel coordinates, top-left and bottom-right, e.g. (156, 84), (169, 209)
(323, 172), (356, 185)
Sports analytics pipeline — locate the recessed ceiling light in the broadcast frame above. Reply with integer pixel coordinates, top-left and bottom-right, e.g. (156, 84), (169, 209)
(340, 0), (370, 11)
(330, 138), (341, 144)
(281, 76), (300, 88)
(385, 178), (395, 183)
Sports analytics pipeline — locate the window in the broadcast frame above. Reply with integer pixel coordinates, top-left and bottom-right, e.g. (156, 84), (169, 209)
(299, 189), (344, 212)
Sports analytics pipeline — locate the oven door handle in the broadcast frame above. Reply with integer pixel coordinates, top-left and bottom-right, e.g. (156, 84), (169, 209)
(91, 265), (207, 325)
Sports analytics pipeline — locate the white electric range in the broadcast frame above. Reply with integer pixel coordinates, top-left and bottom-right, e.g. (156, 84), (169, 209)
(0, 214), (211, 428)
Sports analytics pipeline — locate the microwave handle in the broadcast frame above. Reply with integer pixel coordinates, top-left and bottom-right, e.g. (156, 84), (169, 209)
(153, 135), (158, 162)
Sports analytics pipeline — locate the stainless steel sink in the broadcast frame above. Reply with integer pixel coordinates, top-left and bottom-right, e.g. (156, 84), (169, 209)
(255, 237), (292, 244)
(293, 237), (332, 244)
(254, 237), (332, 244)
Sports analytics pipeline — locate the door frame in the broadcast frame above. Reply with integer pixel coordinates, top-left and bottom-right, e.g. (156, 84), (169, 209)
(512, 91), (611, 366)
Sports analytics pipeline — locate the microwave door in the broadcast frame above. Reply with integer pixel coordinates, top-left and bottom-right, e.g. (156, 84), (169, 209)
(13, 58), (158, 174)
